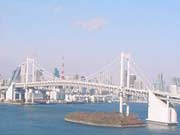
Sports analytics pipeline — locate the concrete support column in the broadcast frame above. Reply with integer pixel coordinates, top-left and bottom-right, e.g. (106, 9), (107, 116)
(6, 83), (15, 101)
(13, 91), (16, 101)
(126, 95), (130, 116)
(50, 87), (56, 101)
(31, 90), (34, 104)
(126, 104), (130, 116)
(167, 96), (170, 122)
(25, 89), (29, 103)
(19, 93), (22, 100)
(0, 92), (2, 100)
(119, 92), (123, 113)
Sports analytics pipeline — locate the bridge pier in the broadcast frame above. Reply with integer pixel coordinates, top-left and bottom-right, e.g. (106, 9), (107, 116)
(31, 90), (34, 104)
(19, 92), (22, 101)
(49, 87), (59, 102)
(25, 89), (29, 103)
(0, 92), (5, 101)
(119, 92), (123, 113)
(119, 93), (130, 116)
(146, 91), (178, 125)
(126, 104), (130, 116)
(6, 83), (15, 102)
(126, 95), (130, 116)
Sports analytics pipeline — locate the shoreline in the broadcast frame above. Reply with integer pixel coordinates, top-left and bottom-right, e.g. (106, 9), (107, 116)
(64, 112), (145, 128)
(65, 118), (145, 128)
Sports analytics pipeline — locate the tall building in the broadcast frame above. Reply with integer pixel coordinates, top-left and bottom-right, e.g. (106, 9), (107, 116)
(154, 73), (165, 91)
(129, 74), (136, 88)
(172, 77), (180, 87)
(80, 76), (86, 81)
(61, 56), (65, 80)
(171, 77), (180, 94)
(134, 80), (143, 89)
(53, 68), (60, 78)
(0, 75), (4, 86)
(35, 69), (43, 81)
(73, 74), (79, 80)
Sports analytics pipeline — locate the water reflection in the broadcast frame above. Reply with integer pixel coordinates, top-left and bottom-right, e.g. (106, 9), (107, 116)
(147, 123), (177, 131)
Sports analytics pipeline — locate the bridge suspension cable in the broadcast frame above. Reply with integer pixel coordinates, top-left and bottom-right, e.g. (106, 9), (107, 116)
(86, 55), (120, 85)
(34, 61), (59, 81)
(130, 58), (153, 90)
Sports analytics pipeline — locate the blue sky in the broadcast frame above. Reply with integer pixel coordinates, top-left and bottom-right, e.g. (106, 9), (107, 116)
(0, 0), (180, 81)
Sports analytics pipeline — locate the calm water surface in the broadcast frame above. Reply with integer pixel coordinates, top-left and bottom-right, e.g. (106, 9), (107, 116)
(0, 103), (180, 135)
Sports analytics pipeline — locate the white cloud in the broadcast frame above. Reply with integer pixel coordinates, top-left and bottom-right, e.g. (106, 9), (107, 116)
(49, 4), (63, 14)
(53, 5), (63, 13)
(75, 18), (107, 31)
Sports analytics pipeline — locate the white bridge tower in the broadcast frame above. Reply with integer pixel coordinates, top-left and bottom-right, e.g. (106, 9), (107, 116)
(119, 52), (130, 116)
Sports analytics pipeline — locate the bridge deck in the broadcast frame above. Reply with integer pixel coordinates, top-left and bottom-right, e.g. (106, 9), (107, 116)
(1, 80), (180, 103)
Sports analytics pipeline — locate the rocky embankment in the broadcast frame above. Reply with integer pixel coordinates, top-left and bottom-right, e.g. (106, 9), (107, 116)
(65, 112), (145, 128)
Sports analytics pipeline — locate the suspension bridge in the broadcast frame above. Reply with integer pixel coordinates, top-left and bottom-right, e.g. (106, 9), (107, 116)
(0, 52), (180, 125)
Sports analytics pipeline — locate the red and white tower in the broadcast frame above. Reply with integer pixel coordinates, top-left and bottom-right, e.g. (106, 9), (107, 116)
(61, 56), (65, 80)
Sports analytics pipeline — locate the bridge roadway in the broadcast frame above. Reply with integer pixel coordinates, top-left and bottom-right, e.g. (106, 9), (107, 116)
(1, 80), (180, 103)
(15, 80), (148, 96)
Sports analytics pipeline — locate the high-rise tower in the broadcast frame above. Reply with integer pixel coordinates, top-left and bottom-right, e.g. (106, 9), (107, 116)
(61, 56), (65, 80)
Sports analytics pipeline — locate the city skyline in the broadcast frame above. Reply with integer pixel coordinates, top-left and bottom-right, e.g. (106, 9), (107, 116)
(1, 1), (180, 133)
(0, 0), (180, 81)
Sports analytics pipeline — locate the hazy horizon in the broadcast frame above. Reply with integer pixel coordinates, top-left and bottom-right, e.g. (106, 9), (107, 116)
(0, 0), (180, 82)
